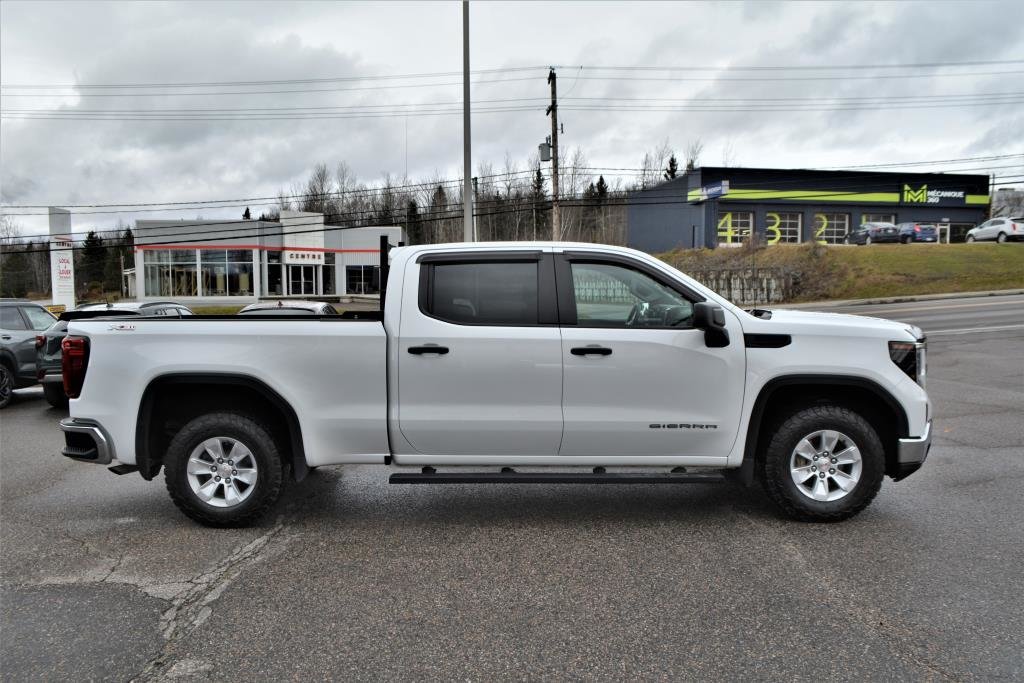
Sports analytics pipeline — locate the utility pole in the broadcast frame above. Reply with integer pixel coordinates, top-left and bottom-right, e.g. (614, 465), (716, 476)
(462, 0), (474, 242)
(546, 68), (560, 241)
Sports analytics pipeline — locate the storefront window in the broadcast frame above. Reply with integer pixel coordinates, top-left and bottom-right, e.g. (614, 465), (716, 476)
(814, 213), (850, 244)
(143, 249), (197, 296)
(266, 252), (283, 296)
(323, 253), (336, 295)
(862, 213), (896, 224)
(765, 212), (802, 244)
(346, 266), (380, 295)
(200, 249), (253, 296)
(717, 211), (755, 245)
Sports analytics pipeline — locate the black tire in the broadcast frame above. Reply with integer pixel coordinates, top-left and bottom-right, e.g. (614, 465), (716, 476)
(0, 362), (13, 409)
(760, 404), (885, 522)
(901, 236), (910, 244)
(164, 412), (284, 527)
(43, 382), (69, 409)
(997, 232), (1007, 243)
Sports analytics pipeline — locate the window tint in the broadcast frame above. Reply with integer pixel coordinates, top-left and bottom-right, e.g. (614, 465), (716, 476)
(570, 262), (693, 328)
(21, 306), (56, 330)
(428, 261), (538, 325)
(0, 307), (27, 330)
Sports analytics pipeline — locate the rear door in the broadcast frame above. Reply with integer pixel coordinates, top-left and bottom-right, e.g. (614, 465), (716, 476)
(1, 307), (41, 380)
(555, 252), (746, 459)
(396, 250), (563, 456)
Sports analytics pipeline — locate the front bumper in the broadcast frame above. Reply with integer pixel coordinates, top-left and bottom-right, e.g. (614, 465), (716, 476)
(893, 419), (931, 480)
(59, 418), (115, 465)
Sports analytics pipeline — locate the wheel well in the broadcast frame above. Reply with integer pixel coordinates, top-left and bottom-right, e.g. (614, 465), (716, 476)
(742, 377), (908, 483)
(135, 374), (308, 482)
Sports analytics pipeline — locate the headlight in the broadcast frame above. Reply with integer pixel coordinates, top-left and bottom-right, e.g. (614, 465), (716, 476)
(889, 339), (926, 389)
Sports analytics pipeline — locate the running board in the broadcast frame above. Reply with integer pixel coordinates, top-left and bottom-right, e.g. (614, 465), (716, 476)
(389, 467), (728, 485)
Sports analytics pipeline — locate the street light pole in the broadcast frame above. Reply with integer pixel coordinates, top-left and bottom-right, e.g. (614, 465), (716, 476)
(462, 0), (474, 242)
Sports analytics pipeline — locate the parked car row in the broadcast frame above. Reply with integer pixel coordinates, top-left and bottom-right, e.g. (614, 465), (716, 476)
(2, 299), (346, 409)
(845, 222), (938, 245)
(846, 217), (1023, 245)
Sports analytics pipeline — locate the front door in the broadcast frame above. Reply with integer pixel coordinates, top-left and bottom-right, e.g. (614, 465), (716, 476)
(288, 265), (317, 295)
(556, 254), (746, 459)
(396, 251), (563, 456)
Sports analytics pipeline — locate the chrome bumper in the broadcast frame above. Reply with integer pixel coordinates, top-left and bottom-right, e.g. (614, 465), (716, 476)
(59, 418), (115, 465)
(898, 420), (932, 464)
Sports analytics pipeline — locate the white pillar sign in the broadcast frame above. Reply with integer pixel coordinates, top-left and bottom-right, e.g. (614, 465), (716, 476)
(48, 207), (76, 311)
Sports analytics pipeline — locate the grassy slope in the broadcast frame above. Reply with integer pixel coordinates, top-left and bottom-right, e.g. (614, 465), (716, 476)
(661, 243), (1023, 302)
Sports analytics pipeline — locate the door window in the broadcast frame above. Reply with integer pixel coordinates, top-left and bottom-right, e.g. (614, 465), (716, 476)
(20, 306), (56, 330)
(424, 261), (538, 325)
(570, 262), (693, 328)
(0, 307), (27, 331)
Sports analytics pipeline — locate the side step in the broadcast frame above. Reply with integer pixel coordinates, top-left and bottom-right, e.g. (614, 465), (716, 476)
(389, 467), (727, 485)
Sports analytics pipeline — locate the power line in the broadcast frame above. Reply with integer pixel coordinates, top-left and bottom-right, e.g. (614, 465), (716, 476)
(552, 59), (1024, 72)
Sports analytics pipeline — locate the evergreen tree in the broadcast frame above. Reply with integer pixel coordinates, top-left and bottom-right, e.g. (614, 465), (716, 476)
(664, 155), (679, 180)
(121, 228), (135, 268)
(79, 230), (105, 288)
(242, 207), (251, 220)
(0, 247), (30, 297)
(405, 199), (423, 245)
(531, 166), (547, 199)
(595, 175), (608, 200)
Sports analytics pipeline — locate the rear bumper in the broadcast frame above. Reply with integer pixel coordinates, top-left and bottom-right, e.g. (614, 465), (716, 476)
(59, 418), (115, 465)
(40, 372), (63, 384)
(893, 420), (931, 480)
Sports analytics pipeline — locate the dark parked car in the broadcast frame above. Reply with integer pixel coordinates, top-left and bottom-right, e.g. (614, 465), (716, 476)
(845, 222), (900, 245)
(237, 300), (338, 316)
(36, 301), (193, 407)
(1, 300), (57, 408)
(897, 222), (938, 243)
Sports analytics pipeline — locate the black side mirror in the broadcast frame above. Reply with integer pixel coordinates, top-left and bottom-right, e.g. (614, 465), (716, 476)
(693, 302), (730, 348)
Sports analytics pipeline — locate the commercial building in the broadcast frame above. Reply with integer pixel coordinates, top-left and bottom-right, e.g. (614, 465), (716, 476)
(627, 167), (990, 252)
(132, 211), (403, 303)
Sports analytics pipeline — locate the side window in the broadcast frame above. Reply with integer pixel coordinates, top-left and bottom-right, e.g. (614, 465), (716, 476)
(426, 261), (538, 325)
(569, 262), (693, 328)
(0, 307), (28, 331)
(21, 306), (56, 331)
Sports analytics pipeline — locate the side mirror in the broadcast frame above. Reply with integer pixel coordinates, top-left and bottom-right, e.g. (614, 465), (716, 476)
(693, 302), (730, 348)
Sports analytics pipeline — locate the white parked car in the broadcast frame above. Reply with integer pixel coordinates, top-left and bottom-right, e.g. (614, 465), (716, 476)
(58, 242), (931, 526)
(966, 216), (1024, 243)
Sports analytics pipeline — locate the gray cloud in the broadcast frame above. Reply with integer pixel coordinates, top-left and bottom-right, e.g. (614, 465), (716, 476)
(2, 0), (1022, 235)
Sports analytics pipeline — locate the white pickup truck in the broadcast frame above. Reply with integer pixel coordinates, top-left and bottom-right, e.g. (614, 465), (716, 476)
(59, 242), (931, 526)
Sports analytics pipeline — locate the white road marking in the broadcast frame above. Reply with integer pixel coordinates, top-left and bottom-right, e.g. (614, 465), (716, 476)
(927, 324), (1024, 336)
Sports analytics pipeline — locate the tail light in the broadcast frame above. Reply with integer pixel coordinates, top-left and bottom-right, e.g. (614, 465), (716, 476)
(62, 336), (90, 399)
(35, 335), (45, 349)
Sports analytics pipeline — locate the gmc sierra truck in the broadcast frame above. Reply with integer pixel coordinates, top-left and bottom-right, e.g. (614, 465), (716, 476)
(58, 242), (931, 526)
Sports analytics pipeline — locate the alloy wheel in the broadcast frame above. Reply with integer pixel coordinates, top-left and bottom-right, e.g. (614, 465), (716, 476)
(186, 436), (259, 508)
(789, 429), (863, 502)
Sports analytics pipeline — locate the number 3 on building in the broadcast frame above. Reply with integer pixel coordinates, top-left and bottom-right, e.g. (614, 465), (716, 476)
(766, 212), (782, 245)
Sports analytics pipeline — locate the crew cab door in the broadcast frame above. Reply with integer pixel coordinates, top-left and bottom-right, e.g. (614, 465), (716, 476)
(396, 250), (563, 455)
(555, 252), (745, 459)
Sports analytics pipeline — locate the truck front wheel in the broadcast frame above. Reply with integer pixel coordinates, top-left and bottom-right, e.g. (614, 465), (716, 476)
(761, 405), (884, 522)
(163, 412), (284, 527)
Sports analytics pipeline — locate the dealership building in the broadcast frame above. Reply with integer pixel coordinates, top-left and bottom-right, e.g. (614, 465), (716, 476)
(626, 167), (991, 252)
(131, 211), (402, 303)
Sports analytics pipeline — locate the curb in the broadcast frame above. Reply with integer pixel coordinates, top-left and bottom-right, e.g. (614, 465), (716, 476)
(781, 288), (1024, 309)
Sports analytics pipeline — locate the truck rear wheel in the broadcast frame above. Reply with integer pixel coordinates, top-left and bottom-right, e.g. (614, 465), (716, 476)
(164, 412), (284, 527)
(761, 404), (884, 522)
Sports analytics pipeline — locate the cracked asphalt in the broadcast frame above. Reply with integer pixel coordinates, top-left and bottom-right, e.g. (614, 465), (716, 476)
(2, 299), (1023, 681)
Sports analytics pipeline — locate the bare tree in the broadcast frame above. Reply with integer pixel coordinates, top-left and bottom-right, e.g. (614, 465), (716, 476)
(685, 138), (705, 171)
(721, 139), (738, 167)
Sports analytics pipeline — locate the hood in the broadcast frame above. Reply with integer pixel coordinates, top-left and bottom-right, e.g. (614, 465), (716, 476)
(748, 308), (922, 341)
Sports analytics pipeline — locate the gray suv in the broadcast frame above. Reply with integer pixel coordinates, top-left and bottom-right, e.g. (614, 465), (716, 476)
(0, 300), (57, 409)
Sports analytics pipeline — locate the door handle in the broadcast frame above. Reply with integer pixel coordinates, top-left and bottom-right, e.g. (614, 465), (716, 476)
(408, 345), (449, 355)
(571, 346), (612, 356)
(1, 335), (11, 340)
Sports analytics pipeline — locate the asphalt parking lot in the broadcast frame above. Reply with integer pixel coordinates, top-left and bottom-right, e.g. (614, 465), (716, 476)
(2, 295), (1023, 681)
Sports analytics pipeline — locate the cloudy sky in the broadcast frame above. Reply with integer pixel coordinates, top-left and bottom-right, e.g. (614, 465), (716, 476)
(2, 0), (1023, 236)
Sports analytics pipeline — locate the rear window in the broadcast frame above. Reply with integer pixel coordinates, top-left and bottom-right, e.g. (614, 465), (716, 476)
(21, 306), (56, 330)
(426, 261), (538, 325)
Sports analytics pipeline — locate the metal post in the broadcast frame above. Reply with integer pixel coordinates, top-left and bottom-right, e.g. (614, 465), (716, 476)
(547, 68), (560, 240)
(462, 1), (474, 242)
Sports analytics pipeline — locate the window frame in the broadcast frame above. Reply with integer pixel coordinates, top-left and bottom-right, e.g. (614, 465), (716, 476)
(416, 251), (557, 327)
(555, 252), (705, 328)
